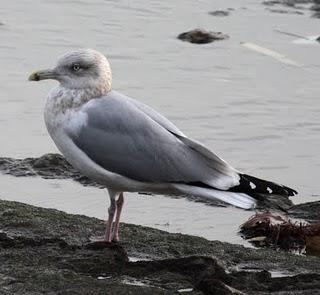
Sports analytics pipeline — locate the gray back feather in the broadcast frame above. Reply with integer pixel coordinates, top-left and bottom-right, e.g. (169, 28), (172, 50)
(66, 91), (239, 189)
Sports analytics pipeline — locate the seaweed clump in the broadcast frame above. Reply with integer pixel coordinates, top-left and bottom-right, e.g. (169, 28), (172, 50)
(240, 212), (320, 255)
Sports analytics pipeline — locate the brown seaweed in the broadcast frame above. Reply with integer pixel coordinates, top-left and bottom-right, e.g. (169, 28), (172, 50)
(240, 212), (320, 255)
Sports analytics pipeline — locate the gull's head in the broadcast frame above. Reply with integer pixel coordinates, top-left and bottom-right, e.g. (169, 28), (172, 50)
(28, 49), (112, 94)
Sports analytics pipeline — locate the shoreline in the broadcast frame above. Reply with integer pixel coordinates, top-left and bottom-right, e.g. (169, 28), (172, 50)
(0, 199), (320, 294)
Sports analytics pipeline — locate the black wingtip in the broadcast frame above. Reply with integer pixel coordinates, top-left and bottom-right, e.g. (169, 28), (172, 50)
(231, 173), (298, 197)
(282, 185), (298, 197)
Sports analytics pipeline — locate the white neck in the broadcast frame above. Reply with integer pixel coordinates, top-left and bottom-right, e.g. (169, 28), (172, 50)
(49, 85), (109, 111)
(44, 85), (110, 133)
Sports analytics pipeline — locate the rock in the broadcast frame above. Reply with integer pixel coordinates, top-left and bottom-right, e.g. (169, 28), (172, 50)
(262, 0), (313, 7)
(262, 0), (320, 18)
(195, 277), (244, 294)
(311, 3), (320, 18)
(229, 271), (320, 294)
(253, 192), (293, 211)
(0, 154), (294, 210)
(209, 10), (230, 17)
(1, 199), (320, 294)
(262, 0), (284, 5)
(288, 201), (320, 222)
(266, 8), (304, 14)
(0, 153), (101, 187)
(177, 29), (229, 44)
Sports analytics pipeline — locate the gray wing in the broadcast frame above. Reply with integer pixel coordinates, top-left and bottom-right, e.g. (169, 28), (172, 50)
(124, 91), (234, 169)
(65, 91), (239, 190)
(123, 92), (185, 137)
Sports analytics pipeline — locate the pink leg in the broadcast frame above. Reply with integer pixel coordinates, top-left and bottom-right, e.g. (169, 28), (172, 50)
(112, 193), (124, 242)
(104, 195), (117, 242)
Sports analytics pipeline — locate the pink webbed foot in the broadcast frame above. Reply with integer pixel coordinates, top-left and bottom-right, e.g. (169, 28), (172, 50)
(89, 191), (124, 243)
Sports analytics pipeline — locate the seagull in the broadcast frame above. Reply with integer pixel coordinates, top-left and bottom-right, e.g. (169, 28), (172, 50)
(28, 49), (297, 242)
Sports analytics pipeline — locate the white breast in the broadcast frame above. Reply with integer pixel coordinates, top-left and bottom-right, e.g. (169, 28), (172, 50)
(44, 87), (89, 134)
(44, 86), (90, 160)
(43, 86), (144, 191)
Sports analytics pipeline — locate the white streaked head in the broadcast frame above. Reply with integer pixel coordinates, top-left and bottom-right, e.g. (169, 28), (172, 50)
(29, 49), (112, 94)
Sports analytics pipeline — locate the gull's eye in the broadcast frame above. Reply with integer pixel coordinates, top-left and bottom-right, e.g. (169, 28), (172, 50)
(71, 63), (81, 72)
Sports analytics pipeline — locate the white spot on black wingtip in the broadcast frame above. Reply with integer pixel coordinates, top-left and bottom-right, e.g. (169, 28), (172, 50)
(249, 182), (256, 189)
(267, 187), (273, 194)
(289, 190), (298, 196)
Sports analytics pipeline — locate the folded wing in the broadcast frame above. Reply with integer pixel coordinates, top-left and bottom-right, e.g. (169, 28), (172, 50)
(65, 91), (240, 190)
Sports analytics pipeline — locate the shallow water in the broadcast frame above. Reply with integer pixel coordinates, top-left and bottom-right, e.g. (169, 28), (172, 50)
(0, 1), (319, 244)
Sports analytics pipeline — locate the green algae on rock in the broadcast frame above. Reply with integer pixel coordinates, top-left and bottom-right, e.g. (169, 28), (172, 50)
(0, 199), (320, 294)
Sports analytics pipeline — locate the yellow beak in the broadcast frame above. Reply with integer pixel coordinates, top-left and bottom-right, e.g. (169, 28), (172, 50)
(28, 69), (56, 81)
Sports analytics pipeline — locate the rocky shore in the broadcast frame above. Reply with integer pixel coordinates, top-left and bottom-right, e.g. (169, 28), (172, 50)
(0, 201), (320, 294)
(1, 154), (320, 293)
(0, 199), (320, 294)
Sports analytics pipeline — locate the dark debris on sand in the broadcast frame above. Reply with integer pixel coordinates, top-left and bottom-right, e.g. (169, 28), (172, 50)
(208, 10), (230, 17)
(266, 7), (304, 14)
(177, 29), (229, 44)
(1, 199), (320, 294)
(262, 0), (320, 18)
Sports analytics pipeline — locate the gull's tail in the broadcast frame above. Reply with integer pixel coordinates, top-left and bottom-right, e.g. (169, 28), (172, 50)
(171, 134), (297, 209)
(173, 173), (297, 210)
(173, 184), (256, 209)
